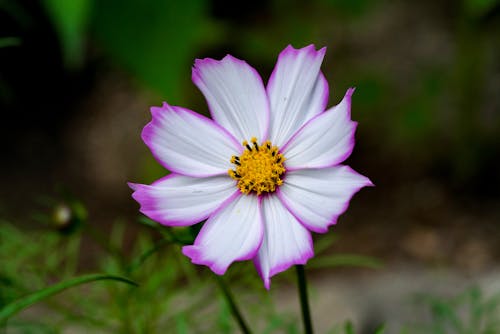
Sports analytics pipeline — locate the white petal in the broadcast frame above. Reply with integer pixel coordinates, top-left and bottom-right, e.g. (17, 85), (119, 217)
(267, 45), (328, 147)
(192, 55), (269, 142)
(129, 174), (238, 226)
(278, 166), (373, 233)
(142, 103), (241, 177)
(282, 88), (357, 170)
(254, 195), (314, 289)
(182, 194), (263, 275)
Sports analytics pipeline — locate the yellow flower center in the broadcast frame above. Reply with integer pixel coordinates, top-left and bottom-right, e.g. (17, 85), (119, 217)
(228, 137), (286, 195)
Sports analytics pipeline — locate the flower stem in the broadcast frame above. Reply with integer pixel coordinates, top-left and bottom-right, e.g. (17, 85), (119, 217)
(215, 275), (252, 334)
(296, 265), (314, 334)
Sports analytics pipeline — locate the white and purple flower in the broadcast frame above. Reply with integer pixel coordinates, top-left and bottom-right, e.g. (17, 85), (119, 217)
(129, 45), (373, 289)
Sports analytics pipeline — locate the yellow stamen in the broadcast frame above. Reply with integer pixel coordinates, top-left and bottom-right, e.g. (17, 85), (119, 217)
(228, 139), (286, 195)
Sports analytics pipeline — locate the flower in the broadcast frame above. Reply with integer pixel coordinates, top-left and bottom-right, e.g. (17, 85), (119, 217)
(129, 45), (373, 289)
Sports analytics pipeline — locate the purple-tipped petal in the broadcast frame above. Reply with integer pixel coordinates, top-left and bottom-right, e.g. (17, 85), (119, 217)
(282, 88), (357, 170)
(182, 194), (264, 275)
(254, 195), (314, 289)
(129, 174), (238, 226)
(192, 55), (269, 142)
(267, 45), (328, 147)
(142, 103), (241, 177)
(277, 166), (373, 233)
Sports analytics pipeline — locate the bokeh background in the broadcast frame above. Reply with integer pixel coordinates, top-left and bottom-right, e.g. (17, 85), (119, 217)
(1, 0), (499, 333)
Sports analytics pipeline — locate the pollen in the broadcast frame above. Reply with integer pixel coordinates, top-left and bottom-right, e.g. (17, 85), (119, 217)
(228, 137), (286, 195)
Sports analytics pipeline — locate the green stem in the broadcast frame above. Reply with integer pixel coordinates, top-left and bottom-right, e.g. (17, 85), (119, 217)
(214, 276), (251, 334)
(296, 265), (313, 334)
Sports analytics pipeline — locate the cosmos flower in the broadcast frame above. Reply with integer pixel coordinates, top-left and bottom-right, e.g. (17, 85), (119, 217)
(129, 45), (373, 289)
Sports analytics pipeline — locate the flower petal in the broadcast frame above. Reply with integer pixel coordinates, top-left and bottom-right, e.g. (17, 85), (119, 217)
(267, 45), (328, 147)
(278, 166), (373, 233)
(129, 174), (237, 226)
(254, 195), (314, 289)
(192, 55), (269, 142)
(182, 194), (263, 275)
(142, 103), (241, 177)
(282, 88), (357, 170)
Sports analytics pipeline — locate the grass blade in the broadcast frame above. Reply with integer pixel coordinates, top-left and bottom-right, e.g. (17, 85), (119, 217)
(0, 273), (137, 324)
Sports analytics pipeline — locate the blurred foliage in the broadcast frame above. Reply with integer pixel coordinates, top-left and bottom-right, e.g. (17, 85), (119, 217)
(405, 287), (500, 334)
(37, 0), (217, 98)
(31, 189), (88, 235)
(309, 254), (383, 270)
(0, 36), (20, 48)
(463, 0), (500, 18)
(0, 210), (382, 333)
(4, 209), (498, 332)
(320, 0), (373, 17)
(0, 219), (253, 332)
(328, 287), (500, 334)
(42, 0), (91, 68)
(0, 273), (137, 324)
(340, 321), (385, 334)
(91, 0), (216, 100)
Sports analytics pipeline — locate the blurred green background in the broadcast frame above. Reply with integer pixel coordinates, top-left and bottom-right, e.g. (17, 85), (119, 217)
(1, 0), (499, 198)
(1, 0), (499, 332)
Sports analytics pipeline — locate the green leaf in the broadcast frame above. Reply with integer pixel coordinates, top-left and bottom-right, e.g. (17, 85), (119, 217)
(42, 0), (91, 68)
(0, 273), (137, 324)
(309, 254), (383, 270)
